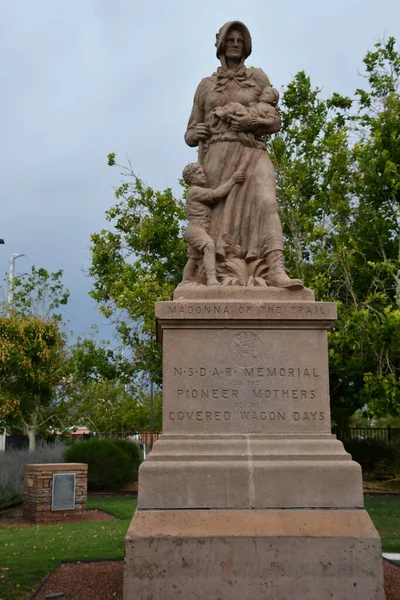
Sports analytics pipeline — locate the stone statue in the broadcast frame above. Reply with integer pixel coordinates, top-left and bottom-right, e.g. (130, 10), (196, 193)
(182, 163), (245, 286)
(183, 21), (303, 289)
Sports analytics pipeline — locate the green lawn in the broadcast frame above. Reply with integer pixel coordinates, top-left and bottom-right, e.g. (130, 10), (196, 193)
(0, 495), (137, 600)
(365, 494), (400, 553)
(0, 494), (399, 600)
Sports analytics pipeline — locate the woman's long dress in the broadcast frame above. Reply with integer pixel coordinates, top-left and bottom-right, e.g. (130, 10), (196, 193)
(185, 66), (284, 274)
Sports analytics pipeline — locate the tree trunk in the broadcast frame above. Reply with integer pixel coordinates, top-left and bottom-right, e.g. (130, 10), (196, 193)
(23, 410), (38, 452)
(26, 427), (36, 452)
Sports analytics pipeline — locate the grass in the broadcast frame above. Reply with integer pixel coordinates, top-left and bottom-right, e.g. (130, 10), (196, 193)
(0, 494), (399, 600)
(0, 494), (137, 600)
(365, 494), (400, 553)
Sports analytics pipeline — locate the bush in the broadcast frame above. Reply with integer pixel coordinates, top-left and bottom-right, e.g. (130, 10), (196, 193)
(64, 439), (135, 491)
(343, 438), (397, 477)
(111, 439), (142, 480)
(0, 444), (65, 509)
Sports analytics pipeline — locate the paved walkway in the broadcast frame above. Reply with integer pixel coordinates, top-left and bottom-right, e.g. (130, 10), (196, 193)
(383, 553), (400, 564)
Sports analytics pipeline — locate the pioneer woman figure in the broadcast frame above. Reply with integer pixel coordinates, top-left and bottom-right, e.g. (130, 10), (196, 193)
(184, 21), (303, 288)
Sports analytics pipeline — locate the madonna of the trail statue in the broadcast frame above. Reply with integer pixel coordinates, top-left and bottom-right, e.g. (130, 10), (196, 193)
(123, 21), (385, 600)
(181, 20), (303, 289)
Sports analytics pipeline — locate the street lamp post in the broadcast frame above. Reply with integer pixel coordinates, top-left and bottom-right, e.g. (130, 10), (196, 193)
(7, 253), (25, 316)
(150, 378), (154, 450)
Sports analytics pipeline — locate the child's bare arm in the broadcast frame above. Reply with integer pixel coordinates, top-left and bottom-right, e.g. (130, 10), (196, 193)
(211, 172), (245, 200)
(190, 173), (245, 205)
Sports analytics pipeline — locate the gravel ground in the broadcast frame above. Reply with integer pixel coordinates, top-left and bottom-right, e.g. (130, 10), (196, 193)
(31, 558), (400, 600)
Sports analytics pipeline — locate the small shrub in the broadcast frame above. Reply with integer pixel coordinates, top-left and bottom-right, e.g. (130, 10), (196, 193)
(343, 438), (397, 477)
(0, 444), (65, 509)
(111, 439), (142, 481)
(64, 439), (133, 491)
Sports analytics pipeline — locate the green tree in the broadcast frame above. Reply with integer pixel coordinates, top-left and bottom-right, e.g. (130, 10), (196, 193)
(0, 267), (70, 450)
(60, 336), (161, 435)
(62, 379), (138, 435)
(266, 71), (354, 286)
(0, 315), (67, 450)
(121, 388), (163, 434)
(62, 379), (162, 436)
(89, 158), (187, 383)
(8, 266), (69, 322)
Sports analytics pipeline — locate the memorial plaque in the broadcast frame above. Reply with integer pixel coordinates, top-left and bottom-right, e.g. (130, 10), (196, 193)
(163, 326), (331, 435)
(52, 473), (76, 511)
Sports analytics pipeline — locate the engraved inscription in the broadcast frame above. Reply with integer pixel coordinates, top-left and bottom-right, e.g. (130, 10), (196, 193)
(169, 411), (231, 421)
(261, 305), (282, 315)
(167, 411), (326, 423)
(240, 411), (286, 421)
(174, 367), (238, 377)
(238, 411), (325, 421)
(169, 304), (230, 315)
(290, 304), (327, 316)
(173, 366), (319, 378)
(244, 367), (319, 378)
(164, 327), (330, 433)
(165, 302), (329, 318)
(173, 387), (317, 401)
(252, 389), (315, 400)
(294, 411), (325, 421)
(177, 389), (238, 399)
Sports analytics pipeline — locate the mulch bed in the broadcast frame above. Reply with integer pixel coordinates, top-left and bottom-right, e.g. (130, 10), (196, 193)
(31, 560), (123, 600)
(385, 560), (400, 600)
(30, 558), (400, 600)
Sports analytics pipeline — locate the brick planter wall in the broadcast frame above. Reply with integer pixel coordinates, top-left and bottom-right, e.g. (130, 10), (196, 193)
(23, 463), (88, 524)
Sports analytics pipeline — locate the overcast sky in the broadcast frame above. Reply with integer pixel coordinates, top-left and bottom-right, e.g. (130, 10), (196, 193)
(1, 0), (399, 343)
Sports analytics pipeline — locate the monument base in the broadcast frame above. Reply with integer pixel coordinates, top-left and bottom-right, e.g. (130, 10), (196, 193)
(124, 299), (384, 599)
(124, 509), (384, 600)
(138, 433), (363, 509)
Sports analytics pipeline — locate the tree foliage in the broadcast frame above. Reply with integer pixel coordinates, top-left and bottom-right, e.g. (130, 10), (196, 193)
(0, 315), (67, 449)
(90, 159), (187, 383)
(0, 268), (69, 449)
(60, 336), (162, 435)
(9, 266), (70, 322)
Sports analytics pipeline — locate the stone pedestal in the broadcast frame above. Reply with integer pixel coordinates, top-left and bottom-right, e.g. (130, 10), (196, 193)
(124, 293), (384, 599)
(23, 463), (87, 524)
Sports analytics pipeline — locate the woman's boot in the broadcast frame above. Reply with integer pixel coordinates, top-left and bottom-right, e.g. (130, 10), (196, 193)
(265, 250), (303, 289)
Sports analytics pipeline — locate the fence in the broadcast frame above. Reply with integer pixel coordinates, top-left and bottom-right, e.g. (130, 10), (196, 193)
(5, 434), (44, 450)
(3, 432), (161, 452)
(333, 427), (400, 446)
(59, 432), (161, 445)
